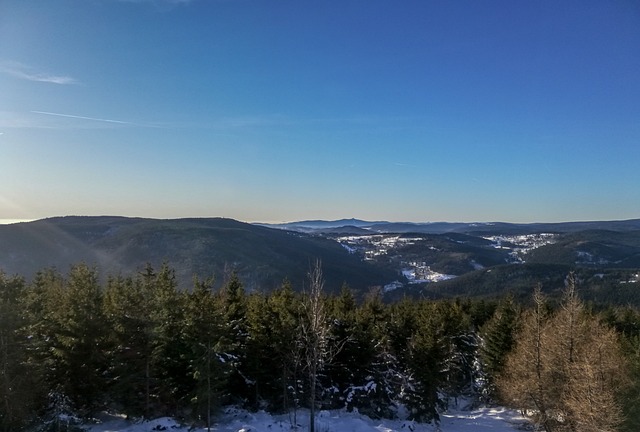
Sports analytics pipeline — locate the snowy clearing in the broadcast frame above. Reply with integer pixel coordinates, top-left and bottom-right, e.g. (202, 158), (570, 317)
(87, 404), (529, 432)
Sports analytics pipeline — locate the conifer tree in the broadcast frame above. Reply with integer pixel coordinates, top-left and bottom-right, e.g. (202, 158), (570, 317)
(0, 272), (34, 431)
(20, 268), (65, 426)
(183, 277), (229, 430)
(480, 295), (519, 398)
(351, 288), (399, 419)
(324, 284), (360, 408)
(243, 292), (270, 408)
(498, 286), (555, 431)
(499, 278), (628, 432)
(148, 263), (189, 414)
(51, 264), (108, 414)
(439, 300), (479, 403)
(402, 302), (448, 422)
(218, 272), (250, 405)
(14, 265), (109, 430)
(103, 273), (155, 418)
(265, 280), (302, 414)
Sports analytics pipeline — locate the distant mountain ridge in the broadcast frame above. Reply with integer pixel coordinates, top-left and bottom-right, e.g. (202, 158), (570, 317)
(264, 218), (640, 235)
(260, 218), (387, 231)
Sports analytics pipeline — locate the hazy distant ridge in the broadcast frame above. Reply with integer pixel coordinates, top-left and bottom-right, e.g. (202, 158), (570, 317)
(265, 218), (640, 234)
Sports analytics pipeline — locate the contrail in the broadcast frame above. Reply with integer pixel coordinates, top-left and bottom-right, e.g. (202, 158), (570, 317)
(31, 110), (133, 125)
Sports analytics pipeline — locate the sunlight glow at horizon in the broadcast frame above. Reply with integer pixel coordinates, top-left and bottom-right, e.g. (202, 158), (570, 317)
(1, 0), (639, 224)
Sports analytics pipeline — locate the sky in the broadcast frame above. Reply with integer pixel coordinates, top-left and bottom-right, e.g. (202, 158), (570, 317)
(1, 0), (639, 224)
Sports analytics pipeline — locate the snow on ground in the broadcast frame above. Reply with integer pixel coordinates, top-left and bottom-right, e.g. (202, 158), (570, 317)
(87, 404), (529, 432)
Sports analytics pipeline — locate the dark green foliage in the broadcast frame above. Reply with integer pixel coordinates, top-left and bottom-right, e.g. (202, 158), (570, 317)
(263, 280), (303, 413)
(35, 392), (87, 432)
(183, 277), (229, 428)
(437, 301), (480, 400)
(526, 230), (640, 267)
(26, 265), (109, 415)
(400, 301), (478, 422)
(147, 264), (190, 415)
(103, 273), (153, 417)
(402, 303), (448, 422)
(389, 233), (510, 276)
(323, 285), (360, 408)
(480, 295), (519, 398)
(17, 265), (108, 428)
(2, 260), (639, 430)
(58, 264), (108, 413)
(427, 263), (572, 301)
(218, 273), (251, 405)
(0, 273), (35, 432)
(348, 288), (399, 419)
(243, 292), (276, 409)
(243, 282), (302, 412)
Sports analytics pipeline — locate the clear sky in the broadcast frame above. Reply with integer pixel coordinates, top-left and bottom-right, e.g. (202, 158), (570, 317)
(1, 0), (639, 224)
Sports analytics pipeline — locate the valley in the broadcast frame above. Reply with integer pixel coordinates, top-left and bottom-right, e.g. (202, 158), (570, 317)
(1, 216), (639, 305)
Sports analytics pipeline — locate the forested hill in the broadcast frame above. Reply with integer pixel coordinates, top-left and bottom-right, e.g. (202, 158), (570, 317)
(0, 216), (395, 293)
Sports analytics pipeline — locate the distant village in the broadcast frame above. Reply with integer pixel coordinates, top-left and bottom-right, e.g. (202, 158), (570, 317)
(336, 233), (558, 292)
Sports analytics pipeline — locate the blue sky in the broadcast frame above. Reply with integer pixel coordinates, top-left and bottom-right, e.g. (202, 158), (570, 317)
(1, 0), (639, 223)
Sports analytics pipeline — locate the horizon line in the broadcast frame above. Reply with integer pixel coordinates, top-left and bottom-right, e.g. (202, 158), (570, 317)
(2, 215), (639, 226)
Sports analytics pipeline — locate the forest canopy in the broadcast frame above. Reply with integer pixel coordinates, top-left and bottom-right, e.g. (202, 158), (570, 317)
(0, 264), (638, 432)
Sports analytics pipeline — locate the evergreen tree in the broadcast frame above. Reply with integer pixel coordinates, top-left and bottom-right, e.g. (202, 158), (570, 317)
(103, 273), (155, 418)
(264, 280), (303, 414)
(243, 285), (303, 412)
(243, 292), (268, 409)
(0, 272), (34, 431)
(438, 300), (479, 404)
(402, 302), (448, 422)
(59, 264), (108, 413)
(20, 268), (65, 425)
(349, 288), (399, 419)
(183, 277), (229, 429)
(148, 263), (190, 415)
(218, 272), (250, 405)
(480, 295), (519, 399)
(324, 284), (360, 409)
(17, 265), (109, 429)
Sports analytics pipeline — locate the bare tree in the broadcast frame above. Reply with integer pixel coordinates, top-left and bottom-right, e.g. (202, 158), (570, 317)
(555, 274), (626, 432)
(299, 260), (340, 432)
(498, 278), (628, 432)
(564, 321), (626, 432)
(499, 285), (555, 432)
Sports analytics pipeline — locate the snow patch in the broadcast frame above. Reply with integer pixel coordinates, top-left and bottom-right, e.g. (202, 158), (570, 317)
(87, 405), (529, 432)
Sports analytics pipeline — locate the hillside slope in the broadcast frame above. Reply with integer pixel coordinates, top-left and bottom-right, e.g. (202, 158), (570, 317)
(0, 216), (395, 293)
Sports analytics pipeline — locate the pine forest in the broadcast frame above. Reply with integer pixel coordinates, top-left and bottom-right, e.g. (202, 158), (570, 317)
(0, 263), (639, 432)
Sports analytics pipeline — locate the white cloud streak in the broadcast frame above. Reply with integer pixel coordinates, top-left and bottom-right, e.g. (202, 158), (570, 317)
(31, 110), (133, 125)
(0, 61), (78, 85)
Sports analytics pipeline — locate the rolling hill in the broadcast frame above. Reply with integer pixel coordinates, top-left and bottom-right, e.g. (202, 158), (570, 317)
(0, 216), (396, 294)
(1, 216), (639, 305)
